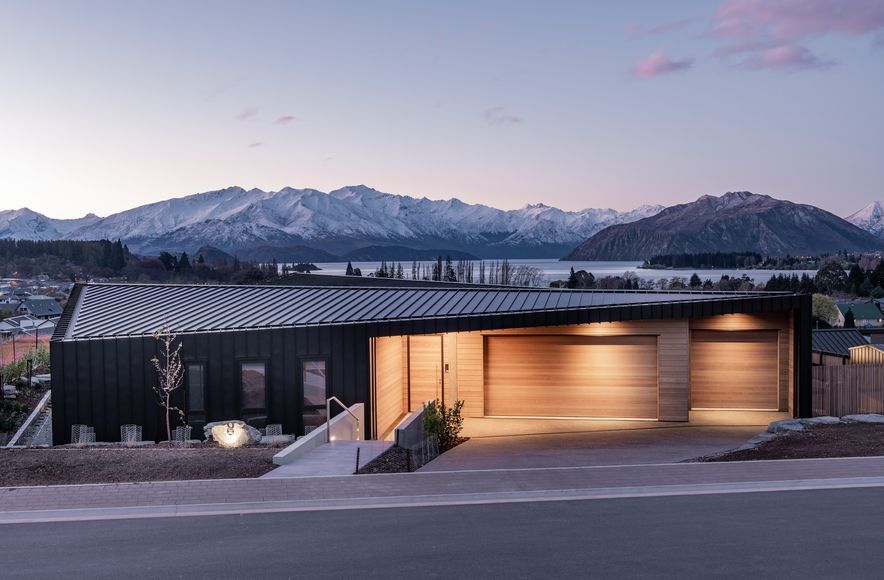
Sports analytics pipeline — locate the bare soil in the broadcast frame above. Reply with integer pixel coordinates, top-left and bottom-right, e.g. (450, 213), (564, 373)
(705, 423), (884, 462)
(0, 445), (279, 486)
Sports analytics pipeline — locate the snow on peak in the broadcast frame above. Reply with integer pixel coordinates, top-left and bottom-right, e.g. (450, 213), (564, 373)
(847, 201), (884, 237)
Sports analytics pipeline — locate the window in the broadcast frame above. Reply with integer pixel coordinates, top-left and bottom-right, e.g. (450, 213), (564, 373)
(303, 360), (327, 406)
(301, 359), (327, 434)
(240, 361), (267, 411)
(186, 363), (206, 418)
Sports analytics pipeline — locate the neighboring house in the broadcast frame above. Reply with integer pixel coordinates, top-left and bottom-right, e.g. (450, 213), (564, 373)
(49, 283), (813, 445)
(812, 328), (868, 365)
(18, 298), (63, 319)
(0, 315), (57, 339)
(835, 302), (884, 328)
(848, 344), (884, 365)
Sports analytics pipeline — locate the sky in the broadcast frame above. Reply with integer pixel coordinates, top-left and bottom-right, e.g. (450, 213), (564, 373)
(1, 0), (883, 218)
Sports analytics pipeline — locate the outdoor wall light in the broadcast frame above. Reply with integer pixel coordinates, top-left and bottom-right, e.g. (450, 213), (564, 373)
(212, 421), (248, 448)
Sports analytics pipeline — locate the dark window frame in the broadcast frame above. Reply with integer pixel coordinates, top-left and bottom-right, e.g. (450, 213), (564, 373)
(299, 356), (330, 434)
(238, 359), (269, 416)
(184, 360), (207, 419)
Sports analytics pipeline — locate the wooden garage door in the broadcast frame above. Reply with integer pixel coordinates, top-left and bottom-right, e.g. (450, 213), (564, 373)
(691, 330), (778, 410)
(484, 335), (658, 419)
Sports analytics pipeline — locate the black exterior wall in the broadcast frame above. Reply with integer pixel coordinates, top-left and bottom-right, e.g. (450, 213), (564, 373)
(50, 291), (813, 445)
(51, 325), (371, 445)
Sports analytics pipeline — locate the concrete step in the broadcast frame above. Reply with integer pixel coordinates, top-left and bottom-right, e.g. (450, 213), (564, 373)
(262, 440), (393, 478)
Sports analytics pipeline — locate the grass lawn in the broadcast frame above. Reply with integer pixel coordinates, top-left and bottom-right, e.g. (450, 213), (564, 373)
(705, 423), (884, 462)
(0, 445), (279, 487)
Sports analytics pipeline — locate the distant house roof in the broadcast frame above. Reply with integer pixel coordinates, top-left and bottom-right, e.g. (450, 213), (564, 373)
(836, 302), (884, 321)
(22, 298), (63, 318)
(812, 328), (868, 357)
(0, 314), (55, 334)
(849, 343), (884, 353)
(55, 282), (803, 341)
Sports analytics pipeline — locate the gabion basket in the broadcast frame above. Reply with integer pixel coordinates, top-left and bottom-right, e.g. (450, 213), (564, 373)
(173, 425), (192, 443)
(120, 424), (143, 445)
(265, 424), (283, 437)
(71, 424), (95, 445)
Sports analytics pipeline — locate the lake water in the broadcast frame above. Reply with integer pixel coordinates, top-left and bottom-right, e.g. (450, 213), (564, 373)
(301, 258), (816, 284)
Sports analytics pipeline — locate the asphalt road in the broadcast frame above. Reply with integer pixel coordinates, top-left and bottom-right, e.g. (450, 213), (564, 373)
(4, 488), (884, 579)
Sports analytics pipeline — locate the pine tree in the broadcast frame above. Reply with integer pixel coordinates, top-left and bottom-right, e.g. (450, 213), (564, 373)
(844, 308), (856, 328)
(345, 261), (355, 276)
(567, 267), (578, 289)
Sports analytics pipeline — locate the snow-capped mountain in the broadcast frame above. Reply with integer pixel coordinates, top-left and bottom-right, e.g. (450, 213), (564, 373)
(847, 201), (884, 237)
(0, 208), (100, 240)
(1, 185), (663, 259)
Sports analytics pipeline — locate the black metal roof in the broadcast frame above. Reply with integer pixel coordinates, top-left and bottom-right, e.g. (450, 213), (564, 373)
(55, 283), (802, 340)
(812, 328), (868, 356)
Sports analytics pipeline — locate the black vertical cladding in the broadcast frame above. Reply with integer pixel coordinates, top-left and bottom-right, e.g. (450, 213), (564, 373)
(103, 340), (118, 443)
(75, 340), (92, 432)
(90, 341), (105, 441)
(117, 338), (131, 431)
(796, 294), (813, 418)
(50, 342), (68, 445)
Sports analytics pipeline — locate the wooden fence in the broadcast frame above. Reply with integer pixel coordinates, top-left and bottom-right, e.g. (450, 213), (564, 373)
(813, 365), (884, 417)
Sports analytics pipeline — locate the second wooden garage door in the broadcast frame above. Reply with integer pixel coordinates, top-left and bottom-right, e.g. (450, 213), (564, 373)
(690, 330), (779, 410)
(484, 335), (658, 419)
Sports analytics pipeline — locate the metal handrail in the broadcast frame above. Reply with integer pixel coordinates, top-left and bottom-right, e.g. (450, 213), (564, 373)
(6, 389), (51, 448)
(326, 396), (360, 443)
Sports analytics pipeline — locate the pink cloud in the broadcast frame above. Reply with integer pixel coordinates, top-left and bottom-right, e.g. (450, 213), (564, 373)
(711, 0), (884, 70)
(633, 50), (694, 78)
(247, 142), (263, 148)
(627, 17), (699, 37)
(237, 107), (259, 121)
(744, 44), (835, 70)
(274, 115), (296, 125)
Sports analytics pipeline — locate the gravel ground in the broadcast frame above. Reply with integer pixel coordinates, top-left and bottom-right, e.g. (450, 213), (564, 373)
(357, 445), (410, 474)
(0, 445), (279, 486)
(705, 423), (884, 462)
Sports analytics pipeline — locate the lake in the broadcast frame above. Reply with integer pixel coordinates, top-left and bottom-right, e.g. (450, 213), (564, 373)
(299, 258), (816, 284)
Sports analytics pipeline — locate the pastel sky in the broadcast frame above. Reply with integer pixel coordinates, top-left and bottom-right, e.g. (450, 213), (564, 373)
(1, 0), (883, 218)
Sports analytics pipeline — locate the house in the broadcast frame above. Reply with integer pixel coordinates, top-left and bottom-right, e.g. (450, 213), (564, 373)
(836, 302), (884, 328)
(0, 315), (57, 339)
(848, 343), (884, 365)
(812, 328), (868, 365)
(18, 298), (63, 319)
(50, 283), (813, 445)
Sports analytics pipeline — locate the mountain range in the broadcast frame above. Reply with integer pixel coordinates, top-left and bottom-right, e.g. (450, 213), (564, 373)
(2, 186), (884, 262)
(0, 185), (663, 260)
(566, 192), (884, 260)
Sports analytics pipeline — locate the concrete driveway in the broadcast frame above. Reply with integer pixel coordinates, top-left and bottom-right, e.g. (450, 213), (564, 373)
(420, 411), (785, 471)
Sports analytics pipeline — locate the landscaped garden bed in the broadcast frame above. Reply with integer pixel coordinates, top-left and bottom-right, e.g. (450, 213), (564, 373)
(705, 423), (884, 462)
(0, 445), (279, 487)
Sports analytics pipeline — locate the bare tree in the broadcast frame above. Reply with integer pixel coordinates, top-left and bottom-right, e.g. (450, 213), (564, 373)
(151, 325), (186, 443)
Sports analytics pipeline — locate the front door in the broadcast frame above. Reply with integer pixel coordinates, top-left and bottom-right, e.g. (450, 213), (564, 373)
(409, 335), (443, 411)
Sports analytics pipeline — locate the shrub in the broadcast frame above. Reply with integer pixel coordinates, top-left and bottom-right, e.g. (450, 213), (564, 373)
(423, 399), (465, 452)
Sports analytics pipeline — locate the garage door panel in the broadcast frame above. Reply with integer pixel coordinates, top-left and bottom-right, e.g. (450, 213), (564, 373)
(484, 335), (658, 419)
(691, 330), (778, 410)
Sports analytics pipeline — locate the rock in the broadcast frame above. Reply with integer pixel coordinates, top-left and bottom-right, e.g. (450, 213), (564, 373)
(204, 420), (262, 447)
(2, 384), (17, 398)
(734, 431), (779, 451)
(801, 416), (843, 426)
(767, 419), (805, 434)
(842, 414), (884, 424)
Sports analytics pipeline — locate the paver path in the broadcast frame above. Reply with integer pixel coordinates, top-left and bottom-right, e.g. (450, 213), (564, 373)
(5, 456), (884, 522)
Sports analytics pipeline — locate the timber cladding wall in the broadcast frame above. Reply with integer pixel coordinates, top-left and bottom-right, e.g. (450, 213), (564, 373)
(690, 312), (793, 413)
(430, 312), (794, 421)
(374, 335), (406, 438)
(447, 319), (689, 421)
